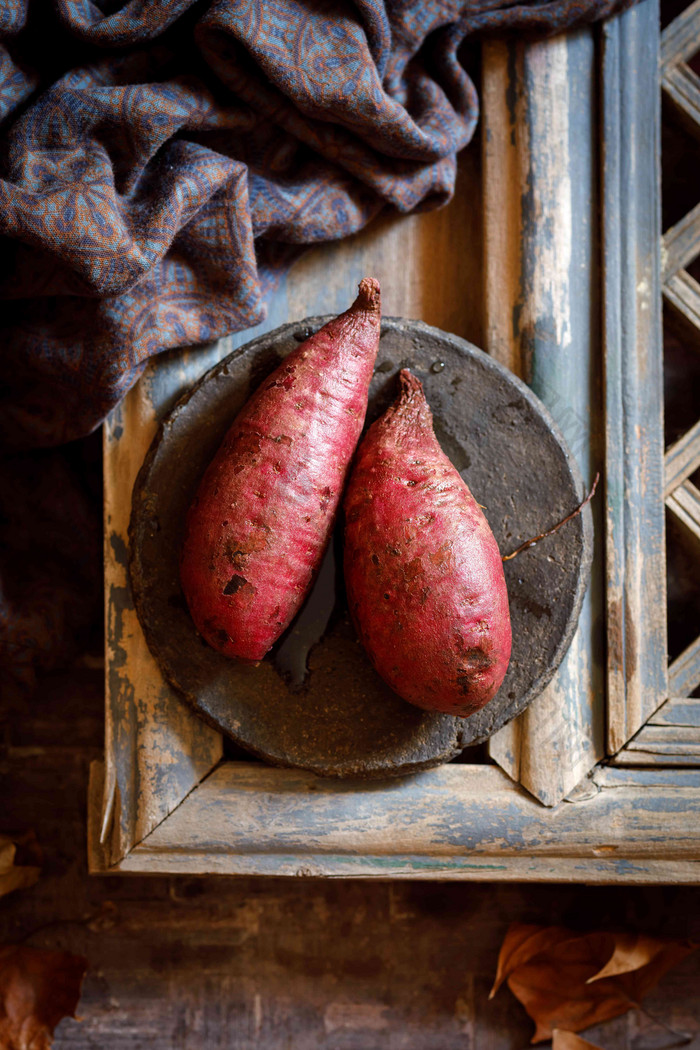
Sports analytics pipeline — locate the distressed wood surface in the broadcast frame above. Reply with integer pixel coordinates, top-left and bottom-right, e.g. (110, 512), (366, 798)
(659, 0), (700, 148)
(602, 0), (668, 754)
(648, 696), (700, 725)
(660, 0), (700, 62)
(668, 636), (700, 697)
(593, 764), (700, 787)
(666, 479), (700, 542)
(481, 44), (524, 378)
(642, 0), (700, 768)
(663, 269), (700, 340)
(665, 418), (700, 497)
(611, 0), (700, 763)
(91, 760), (700, 883)
(104, 384), (223, 866)
(662, 60), (700, 137)
(661, 200), (700, 281)
(612, 725), (700, 765)
(482, 32), (604, 806)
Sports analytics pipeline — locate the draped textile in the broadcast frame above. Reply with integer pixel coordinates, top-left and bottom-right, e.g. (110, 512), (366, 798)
(0, 0), (633, 679)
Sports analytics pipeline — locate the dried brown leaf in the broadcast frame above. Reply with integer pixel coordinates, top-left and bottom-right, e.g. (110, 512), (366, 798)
(491, 924), (696, 1044)
(506, 931), (626, 1042)
(490, 924), (577, 998)
(553, 1029), (606, 1050)
(0, 945), (87, 1050)
(590, 937), (695, 1011)
(0, 835), (40, 902)
(587, 933), (687, 983)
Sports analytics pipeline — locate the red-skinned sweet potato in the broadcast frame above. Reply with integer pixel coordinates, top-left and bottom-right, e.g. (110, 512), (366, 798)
(181, 278), (381, 661)
(343, 369), (511, 716)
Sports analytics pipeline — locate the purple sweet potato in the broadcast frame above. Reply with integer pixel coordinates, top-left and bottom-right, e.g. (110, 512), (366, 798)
(180, 278), (381, 661)
(343, 369), (511, 717)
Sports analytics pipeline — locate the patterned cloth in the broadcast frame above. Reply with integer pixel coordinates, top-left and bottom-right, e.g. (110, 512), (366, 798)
(0, 0), (633, 679)
(1, 0), (633, 448)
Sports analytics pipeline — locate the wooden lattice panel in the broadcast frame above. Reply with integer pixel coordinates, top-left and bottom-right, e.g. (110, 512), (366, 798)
(661, 0), (700, 138)
(614, 0), (700, 763)
(663, 0), (700, 700)
(661, 0), (700, 351)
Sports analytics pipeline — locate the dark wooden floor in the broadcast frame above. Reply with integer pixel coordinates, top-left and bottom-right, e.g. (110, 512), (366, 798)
(2, 661), (700, 1049)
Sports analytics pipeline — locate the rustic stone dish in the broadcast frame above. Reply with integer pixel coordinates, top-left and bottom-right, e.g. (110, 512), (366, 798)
(129, 317), (593, 778)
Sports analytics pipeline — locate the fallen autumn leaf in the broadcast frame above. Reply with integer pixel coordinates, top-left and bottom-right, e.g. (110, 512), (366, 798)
(587, 933), (686, 984)
(490, 925), (577, 999)
(0, 945), (87, 1050)
(491, 923), (696, 1043)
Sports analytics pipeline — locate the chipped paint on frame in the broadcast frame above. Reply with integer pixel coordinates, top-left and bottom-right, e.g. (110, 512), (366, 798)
(483, 29), (605, 805)
(602, 0), (668, 752)
(103, 368), (223, 865)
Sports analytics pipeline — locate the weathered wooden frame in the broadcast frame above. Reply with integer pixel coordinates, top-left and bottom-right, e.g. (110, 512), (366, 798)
(90, 0), (700, 882)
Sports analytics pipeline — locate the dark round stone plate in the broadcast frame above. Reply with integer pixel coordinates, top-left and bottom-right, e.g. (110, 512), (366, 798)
(129, 317), (593, 779)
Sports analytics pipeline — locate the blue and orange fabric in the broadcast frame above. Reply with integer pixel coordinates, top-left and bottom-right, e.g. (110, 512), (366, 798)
(0, 0), (633, 679)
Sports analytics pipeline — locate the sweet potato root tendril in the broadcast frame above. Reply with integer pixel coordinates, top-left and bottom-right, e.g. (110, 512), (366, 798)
(502, 472), (600, 563)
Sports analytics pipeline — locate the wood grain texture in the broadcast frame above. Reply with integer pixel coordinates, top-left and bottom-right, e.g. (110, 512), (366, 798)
(104, 384), (223, 866)
(482, 32), (605, 805)
(660, 0), (700, 64)
(610, 0), (700, 768)
(593, 763), (700, 787)
(660, 0), (700, 148)
(601, 0), (668, 754)
(663, 269), (700, 341)
(656, 0), (700, 757)
(668, 636), (700, 697)
(649, 696), (700, 726)
(665, 417), (700, 497)
(612, 725), (700, 765)
(662, 200), (700, 281)
(667, 479), (700, 542)
(481, 42), (524, 377)
(90, 761), (700, 883)
(662, 61), (700, 139)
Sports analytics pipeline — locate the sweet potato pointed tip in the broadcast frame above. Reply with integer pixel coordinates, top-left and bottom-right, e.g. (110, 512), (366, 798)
(398, 368), (424, 397)
(391, 369), (433, 430)
(356, 277), (381, 310)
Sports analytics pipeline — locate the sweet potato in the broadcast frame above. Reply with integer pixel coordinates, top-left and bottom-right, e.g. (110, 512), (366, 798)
(180, 278), (381, 661)
(343, 369), (511, 716)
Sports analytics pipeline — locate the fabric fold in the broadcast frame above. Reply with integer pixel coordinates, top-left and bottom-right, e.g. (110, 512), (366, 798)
(0, 0), (634, 448)
(0, 0), (636, 679)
